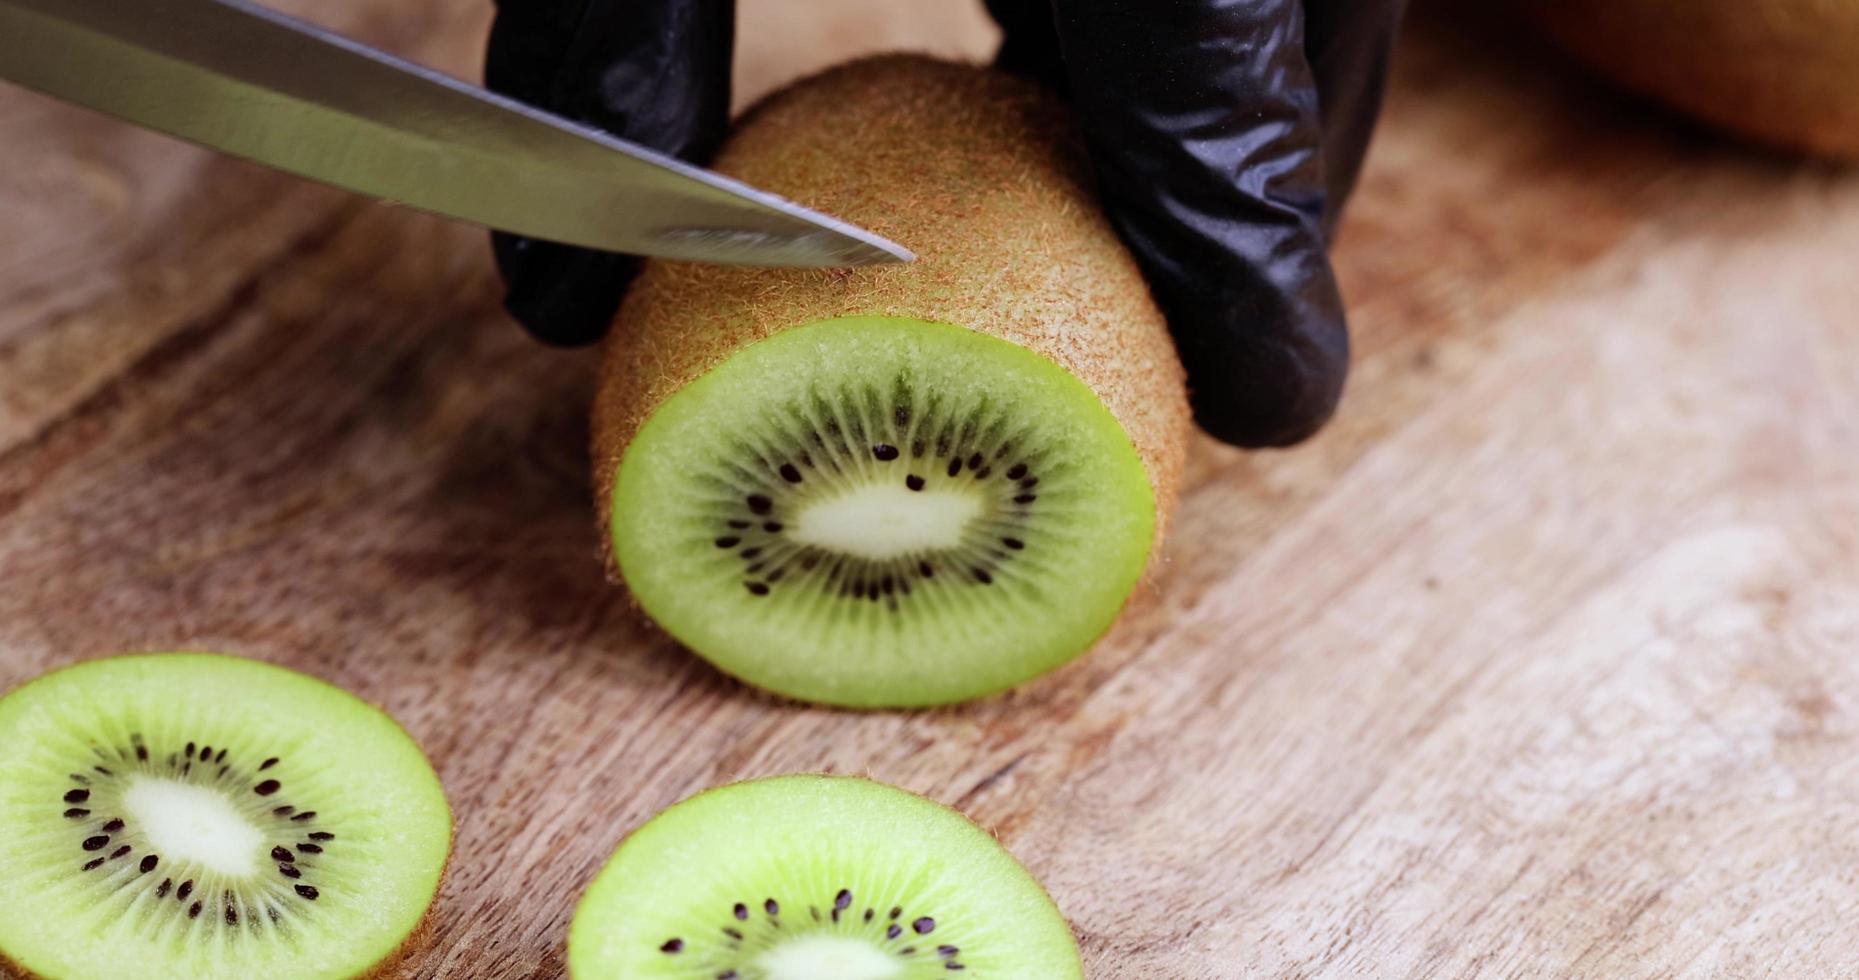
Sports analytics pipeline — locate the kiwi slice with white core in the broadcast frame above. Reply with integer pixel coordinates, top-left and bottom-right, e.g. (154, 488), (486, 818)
(568, 774), (1082, 979)
(0, 654), (451, 979)
(610, 315), (1156, 707)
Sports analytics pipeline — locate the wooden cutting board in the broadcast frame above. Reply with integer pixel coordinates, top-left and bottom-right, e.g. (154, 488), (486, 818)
(3, 2), (1855, 976)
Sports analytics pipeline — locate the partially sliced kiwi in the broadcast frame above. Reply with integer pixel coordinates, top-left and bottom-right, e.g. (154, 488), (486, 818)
(0, 653), (451, 980)
(594, 57), (1192, 708)
(568, 774), (1082, 979)
(610, 315), (1156, 707)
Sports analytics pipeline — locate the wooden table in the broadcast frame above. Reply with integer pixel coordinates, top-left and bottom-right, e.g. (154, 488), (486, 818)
(3, 2), (1855, 976)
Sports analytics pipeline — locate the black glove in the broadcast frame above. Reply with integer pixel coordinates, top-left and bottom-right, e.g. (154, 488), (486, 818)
(484, 0), (1405, 447)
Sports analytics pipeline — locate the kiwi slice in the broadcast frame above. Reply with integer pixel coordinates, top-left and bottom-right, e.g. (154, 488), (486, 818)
(0, 653), (451, 980)
(594, 57), (1192, 708)
(568, 774), (1082, 979)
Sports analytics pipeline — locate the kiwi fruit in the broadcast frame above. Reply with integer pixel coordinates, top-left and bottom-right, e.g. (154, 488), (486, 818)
(593, 56), (1190, 708)
(0, 653), (451, 980)
(568, 773), (1082, 979)
(1523, 0), (1859, 159)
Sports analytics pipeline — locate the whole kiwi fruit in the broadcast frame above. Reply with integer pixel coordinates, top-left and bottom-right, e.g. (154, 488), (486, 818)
(592, 55), (1191, 708)
(1523, 0), (1859, 159)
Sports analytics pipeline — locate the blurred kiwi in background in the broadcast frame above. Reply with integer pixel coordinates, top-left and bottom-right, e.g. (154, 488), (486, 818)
(1523, 0), (1859, 160)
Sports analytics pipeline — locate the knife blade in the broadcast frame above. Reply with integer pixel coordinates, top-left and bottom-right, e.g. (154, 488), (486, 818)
(0, 0), (913, 267)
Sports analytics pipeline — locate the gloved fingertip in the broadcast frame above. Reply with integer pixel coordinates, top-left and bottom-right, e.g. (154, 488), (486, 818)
(494, 234), (635, 348)
(1181, 320), (1349, 449)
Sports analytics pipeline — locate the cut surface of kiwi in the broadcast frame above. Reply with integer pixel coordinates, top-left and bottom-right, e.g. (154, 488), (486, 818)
(568, 774), (1082, 979)
(609, 315), (1157, 708)
(0, 653), (451, 980)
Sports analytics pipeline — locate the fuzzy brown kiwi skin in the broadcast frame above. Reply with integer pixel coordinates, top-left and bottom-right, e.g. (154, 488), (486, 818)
(1524, 0), (1859, 160)
(591, 55), (1191, 584)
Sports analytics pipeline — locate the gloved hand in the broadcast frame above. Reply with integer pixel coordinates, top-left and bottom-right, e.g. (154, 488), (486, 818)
(485, 0), (1405, 448)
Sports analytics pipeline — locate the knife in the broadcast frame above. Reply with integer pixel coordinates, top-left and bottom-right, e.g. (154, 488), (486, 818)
(0, 0), (913, 267)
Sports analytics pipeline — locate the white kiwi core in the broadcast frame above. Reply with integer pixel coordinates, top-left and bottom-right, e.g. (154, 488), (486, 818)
(789, 483), (981, 561)
(123, 775), (264, 877)
(755, 934), (904, 980)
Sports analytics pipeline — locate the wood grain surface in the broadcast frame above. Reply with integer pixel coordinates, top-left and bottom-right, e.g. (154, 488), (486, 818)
(3, 2), (1857, 977)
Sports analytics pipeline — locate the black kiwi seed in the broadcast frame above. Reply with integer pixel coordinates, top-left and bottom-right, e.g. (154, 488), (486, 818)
(294, 885), (319, 901)
(308, 831), (334, 841)
(762, 522), (782, 533)
(296, 842), (323, 854)
(872, 444), (899, 461)
(273, 805), (294, 816)
(177, 880), (194, 901)
(780, 463), (803, 483)
(974, 466), (992, 479)
(660, 938), (684, 954)
(254, 779), (281, 796)
(279, 864), (301, 879)
(715, 536), (740, 549)
(155, 878), (172, 898)
(109, 845), (131, 860)
(1020, 477), (1039, 489)
(1014, 494), (1037, 504)
(81, 857), (105, 871)
(63, 808), (88, 819)
(272, 846), (294, 862)
(746, 582), (770, 596)
(63, 789), (88, 804)
(906, 474), (925, 491)
(967, 453), (983, 469)
(1007, 463), (1027, 479)
(260, 757), (279, 770)
(914, 916), (937, 934)
(886, 924), (903, 939)
(723, 927), (744, 940)
(139, 855), (159, 873)
(188, 901), (202, 919)
(1003, 537), (1024, 550)
(291, 811), (317, 822)
(765, 898), (779, 916)
(746, 494), (772, 515)
(733, 903), (748, 921)
(946, 457), (962, 477)
(972, 568), (993, 585)
(82, 835), (109, 851)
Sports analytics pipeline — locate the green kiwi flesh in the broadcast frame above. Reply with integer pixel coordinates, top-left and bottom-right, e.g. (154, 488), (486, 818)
(609, 315), (1157, 708)
(568, 774), (1083, 979)
(0, 653), (451, 980)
